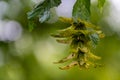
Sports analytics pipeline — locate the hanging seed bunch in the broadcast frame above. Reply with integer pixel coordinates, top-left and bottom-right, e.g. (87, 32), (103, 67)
(52, 17), (104, 70)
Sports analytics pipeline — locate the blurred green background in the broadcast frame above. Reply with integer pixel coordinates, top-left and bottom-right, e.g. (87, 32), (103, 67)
(0, 0), (120, 80)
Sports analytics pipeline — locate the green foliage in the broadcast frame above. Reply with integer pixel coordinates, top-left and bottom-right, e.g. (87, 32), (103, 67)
(72, 0), (90, 21)
(98, 0), (106, 12)
(2, 0), (120, 80)
(27, 0), (61, 23)
(27, 0), (105, 70)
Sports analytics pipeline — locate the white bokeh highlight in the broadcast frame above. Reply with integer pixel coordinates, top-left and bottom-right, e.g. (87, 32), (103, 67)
(55, 0), (76, 17)
(106, 0), (120, 32)
(0, 20), (22, 41)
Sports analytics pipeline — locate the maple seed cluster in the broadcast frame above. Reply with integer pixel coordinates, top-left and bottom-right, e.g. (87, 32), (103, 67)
(52, 17), (104, 70)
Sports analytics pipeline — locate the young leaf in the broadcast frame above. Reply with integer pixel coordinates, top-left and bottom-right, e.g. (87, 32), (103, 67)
(89, 33), (99, 46)
(98, 0), (106, 12)
(27, 0), (61, 23)
(72, 0), (90, 21)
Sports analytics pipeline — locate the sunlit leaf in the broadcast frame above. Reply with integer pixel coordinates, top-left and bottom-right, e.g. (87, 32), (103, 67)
(72, 0), (90, 21)
(51, 27), (73, 38)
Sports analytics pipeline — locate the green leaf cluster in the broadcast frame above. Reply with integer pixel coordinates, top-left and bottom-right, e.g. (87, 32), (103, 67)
(27, 0), (61, 23)
(27, 0), (106, 23)
(27, 0), (105, 70)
